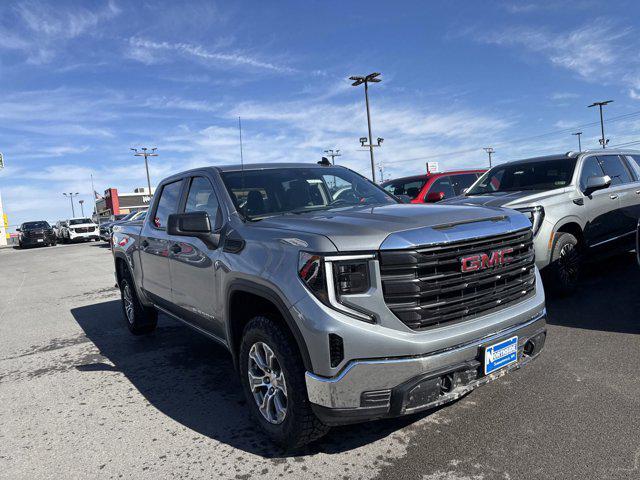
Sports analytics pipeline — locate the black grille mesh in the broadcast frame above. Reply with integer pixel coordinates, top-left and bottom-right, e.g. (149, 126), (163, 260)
(379, 228), (535, 330)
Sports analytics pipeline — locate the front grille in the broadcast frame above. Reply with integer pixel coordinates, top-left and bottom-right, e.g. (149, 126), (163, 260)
(379, 228), (535, 330)
(25, 230), (45, 239)
(75, 227), (95, 233)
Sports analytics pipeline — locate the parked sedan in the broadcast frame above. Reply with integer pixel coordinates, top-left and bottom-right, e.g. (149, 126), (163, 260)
(17, 221), (57, 248)
(381, 169), (485, 203)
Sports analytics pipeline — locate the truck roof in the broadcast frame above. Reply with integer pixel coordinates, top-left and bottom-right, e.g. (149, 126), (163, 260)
(214, 162), (343, 172)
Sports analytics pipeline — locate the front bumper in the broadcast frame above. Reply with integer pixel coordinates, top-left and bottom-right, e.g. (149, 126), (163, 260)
(306, 310), (546, 425)
(69, 231), (99, 241)
(20, 235), (55, 245)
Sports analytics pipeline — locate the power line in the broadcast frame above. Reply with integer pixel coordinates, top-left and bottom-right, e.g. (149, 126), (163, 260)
(384, 108), (640, 166)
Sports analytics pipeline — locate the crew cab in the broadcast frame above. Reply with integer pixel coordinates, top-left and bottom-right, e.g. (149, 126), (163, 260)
(112, 162), (547, 447)
(442, 150), (640, 293)
(381, 169), (485, 203)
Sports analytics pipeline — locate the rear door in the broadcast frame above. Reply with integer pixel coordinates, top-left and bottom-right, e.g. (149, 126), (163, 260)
(426, 176), (456, 202)
(139, 179), (185, 307)
(168, 175), (225, 338)
(578, 156), (621, 247)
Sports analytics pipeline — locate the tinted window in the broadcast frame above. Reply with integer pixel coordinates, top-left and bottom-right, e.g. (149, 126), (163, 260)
(428, 176), (456, 199)
(451, 174), (479, 195)
(22, 221), (50, 229)
(221, 167), (395, 219)
(185, 177), (219, 224)
(153, 180), (183, 228)
(629, 155), (640, 172)
(579, 157), (605, 190)
(467, 158), (576, 195)
(382, 178), (426, 199)
(69, 218), (92, 225)
(597, 155), (632, 185)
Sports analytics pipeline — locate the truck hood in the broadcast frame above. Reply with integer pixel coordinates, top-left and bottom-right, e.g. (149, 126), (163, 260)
(442, 188), (568, 208)
(253, 203), (531, 251)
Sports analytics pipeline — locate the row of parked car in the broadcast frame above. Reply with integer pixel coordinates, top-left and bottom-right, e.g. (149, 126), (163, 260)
(16, 210), (148, 248)
(381, 149), (640, 294)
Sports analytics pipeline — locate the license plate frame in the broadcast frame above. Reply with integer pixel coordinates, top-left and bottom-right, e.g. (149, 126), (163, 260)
(483, 336), (518, 375)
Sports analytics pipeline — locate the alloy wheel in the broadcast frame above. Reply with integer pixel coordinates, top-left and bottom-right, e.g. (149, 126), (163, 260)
(247, 342), (288, 424)
(558, 243), (579, 285)
(123, 284), (135, 324)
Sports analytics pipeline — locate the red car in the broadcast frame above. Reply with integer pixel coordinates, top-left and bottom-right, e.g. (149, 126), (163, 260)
(381, 169), (486, 203)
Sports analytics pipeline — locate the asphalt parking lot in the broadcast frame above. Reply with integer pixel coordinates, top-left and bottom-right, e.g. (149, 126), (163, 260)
(1, 242), (639, 480)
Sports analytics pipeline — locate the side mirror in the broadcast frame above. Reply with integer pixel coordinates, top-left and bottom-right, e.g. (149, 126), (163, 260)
(396, 194), (412, 204)
(16, 228), (20, 232)
(426, 191), (445, 203)
(583, 175), (612, 196)
(167, 211), (220, 249)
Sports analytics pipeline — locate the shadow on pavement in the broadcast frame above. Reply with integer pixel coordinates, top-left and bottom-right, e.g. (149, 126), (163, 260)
(545, 251), (640, 334)
(71, 300), (432, 457)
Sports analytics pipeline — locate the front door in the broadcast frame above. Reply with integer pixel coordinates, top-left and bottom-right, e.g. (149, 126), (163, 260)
(139, 179), (184, 307)
(168, 175), (225, 339)
(579, 156), (622, 248)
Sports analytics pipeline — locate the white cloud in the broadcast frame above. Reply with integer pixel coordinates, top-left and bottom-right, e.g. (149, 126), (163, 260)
(126, 37), (296, 74)
(550, 92), (579, 100)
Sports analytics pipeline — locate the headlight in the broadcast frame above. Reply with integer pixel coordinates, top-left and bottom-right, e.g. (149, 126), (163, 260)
(298, 252), (375, 322)
(515, 206), (545, 236)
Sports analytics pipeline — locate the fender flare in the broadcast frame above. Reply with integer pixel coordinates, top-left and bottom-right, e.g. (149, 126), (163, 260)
(225, 278), (313, 373)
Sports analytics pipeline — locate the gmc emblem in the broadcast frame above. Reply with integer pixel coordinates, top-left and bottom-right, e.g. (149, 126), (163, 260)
(460, 248), (514, 272)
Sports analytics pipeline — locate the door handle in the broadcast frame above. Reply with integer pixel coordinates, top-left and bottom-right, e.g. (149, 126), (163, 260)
(609, 194), (618, 200)
(170, 243), (182, 254)
(141, 239), (149, 248)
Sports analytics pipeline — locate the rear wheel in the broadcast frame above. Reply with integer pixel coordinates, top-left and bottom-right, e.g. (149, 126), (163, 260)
(119, 272), (157, 335)
(239, 316), (329, 448)
(547, 232), (581, 295)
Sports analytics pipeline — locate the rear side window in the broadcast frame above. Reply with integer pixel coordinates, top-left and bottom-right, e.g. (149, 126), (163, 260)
(428, 176), (456, 199)
(153, 180), (183, 229)
(450, 174), (478, 196)
(184, 177), (219, 224)
(597, 155), (632, 185)
(382, 179), (426, 199)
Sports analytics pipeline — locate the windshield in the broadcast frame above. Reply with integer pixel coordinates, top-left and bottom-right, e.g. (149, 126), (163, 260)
(382, 178), (426, 200)
(467, 158), (577, 195)
(23, 221), (50, 229)
(221, 166), (397, 220)
(69, 218), (93, 225)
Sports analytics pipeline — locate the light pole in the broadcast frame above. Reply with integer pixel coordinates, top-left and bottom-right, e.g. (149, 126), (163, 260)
(483, 147), (495, 168)
(587, 100), (613, 149)
(349, 72), (382, 182)
(572, 132), (583, 152)
(131, 147), (158, 195)
(323, 149), (342, 165)
(63, 192), (79, 217)
(79, 200), (85, 217)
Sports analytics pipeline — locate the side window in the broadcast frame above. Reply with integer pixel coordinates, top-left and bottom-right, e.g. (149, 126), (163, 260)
(153, 180), (183, 229)
(184, 177), (219, 225)
(428, 176), (456, 199)
(629, 155), (640, 173)
(451, 174), (478, 196)
(580, 157), (605, 191)
(597, 155), (632, 185)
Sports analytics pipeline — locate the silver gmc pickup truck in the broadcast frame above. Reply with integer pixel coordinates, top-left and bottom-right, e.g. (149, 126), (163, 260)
(112, 162), (547, 447)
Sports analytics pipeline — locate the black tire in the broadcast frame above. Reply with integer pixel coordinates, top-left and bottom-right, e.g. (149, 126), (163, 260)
(239, 316), (329, 449)
(119, 272), (157, 335)
(547, 232), (581, 295)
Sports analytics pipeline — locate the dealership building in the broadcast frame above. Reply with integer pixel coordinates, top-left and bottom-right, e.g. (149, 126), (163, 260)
(96, 187), (154, 219)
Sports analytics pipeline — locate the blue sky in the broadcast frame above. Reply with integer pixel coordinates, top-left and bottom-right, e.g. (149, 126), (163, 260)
(2, 0), (640, 227)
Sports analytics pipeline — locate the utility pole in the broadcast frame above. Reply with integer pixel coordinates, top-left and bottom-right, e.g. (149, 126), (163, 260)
(323, 149), (342, 165)
(483, 147), (495, 168)
(131, 147), (158, 195)
(349, 73), (383, 182)
(572, 132), (583, 152)
(587, 100), (613, 149)
(79, 200), (85, 217)
(377, 161), (385, 183)
(63, 192), (79, 217)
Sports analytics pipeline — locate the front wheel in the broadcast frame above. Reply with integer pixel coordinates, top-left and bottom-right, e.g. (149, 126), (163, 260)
(239, 316), (329, 448)
(119, 274), (157, 335)
(547, 232), (581, 295)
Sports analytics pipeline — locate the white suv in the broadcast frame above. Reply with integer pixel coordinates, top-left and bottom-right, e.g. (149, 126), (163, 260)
(63, 217), (100, 242)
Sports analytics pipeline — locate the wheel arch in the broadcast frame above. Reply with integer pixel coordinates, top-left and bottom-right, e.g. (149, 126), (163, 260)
(226, 279), (313, 373)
